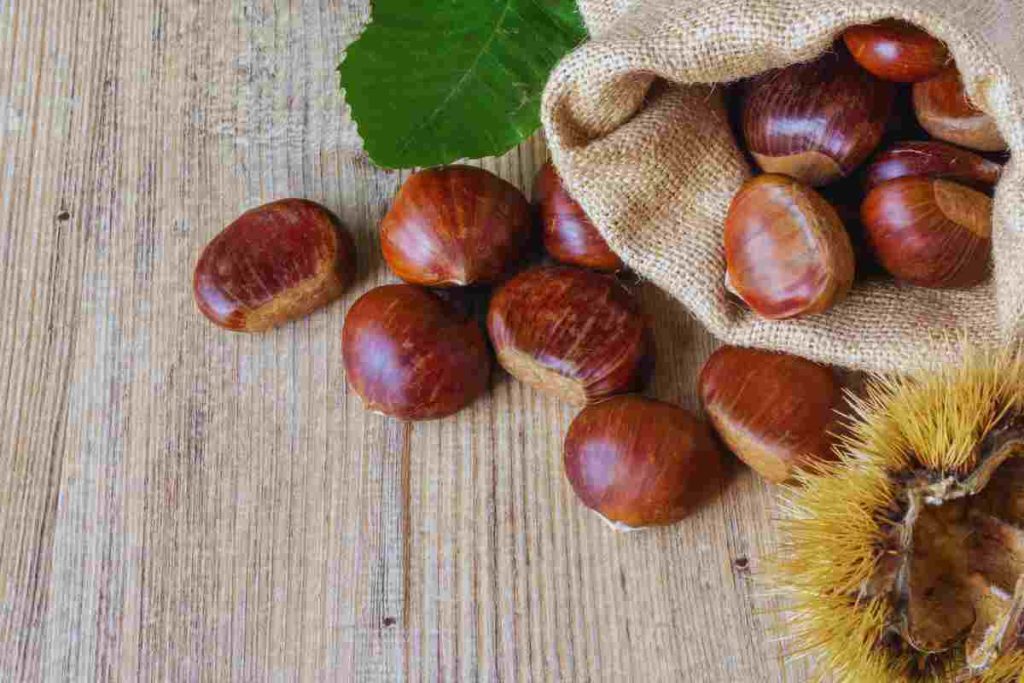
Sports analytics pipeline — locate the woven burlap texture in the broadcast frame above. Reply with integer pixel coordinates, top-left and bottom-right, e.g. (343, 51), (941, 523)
(542, 0), (1024, 373)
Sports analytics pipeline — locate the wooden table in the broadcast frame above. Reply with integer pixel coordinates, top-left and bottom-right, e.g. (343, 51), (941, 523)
(0, 2), (806, 680)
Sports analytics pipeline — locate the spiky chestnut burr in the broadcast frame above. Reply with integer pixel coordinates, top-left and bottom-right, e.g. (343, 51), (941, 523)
(772, 347), (1024, 681)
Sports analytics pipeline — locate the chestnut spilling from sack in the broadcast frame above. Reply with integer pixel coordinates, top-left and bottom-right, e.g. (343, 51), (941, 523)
(195, 156), (856, 537)
(193, 21), (1012, 532)
(193, 15), (1024, 678)
(727, 23), (1007, 320)
(192, 20), (1014, 534)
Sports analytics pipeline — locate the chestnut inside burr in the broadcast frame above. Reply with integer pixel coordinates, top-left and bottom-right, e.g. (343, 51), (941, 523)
(864, 427), (1024, 671)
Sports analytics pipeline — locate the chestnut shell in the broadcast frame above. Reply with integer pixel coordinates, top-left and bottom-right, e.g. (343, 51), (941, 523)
(380, 165), (534, 286)
(342, 284), (491, 420)
(564, 395), (723, 529)
(913, 67), (1008, 152)
(533, 162), (624, 272)
(699, 346), (842, 484)
(725, 175), (855, 319)
(842, 20), (949, 83)
(194, 199), (355, 332)
(487, 266), (652, 405)
(742, 46), (896, 186)
(861, 177), (992, 288)
(865, 141), (1003, 192)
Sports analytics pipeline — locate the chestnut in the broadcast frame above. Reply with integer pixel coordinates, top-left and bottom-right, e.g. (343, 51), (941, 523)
(533, 162), (624, 272)
(487, 266), (652, 405)
(724, 175), (855, 319)
(861, 176), (992, 288)
(380, 165), (534, 287)
(342, 285), (490, 420)
(563, 395), (723, 529)
(194, 199), (355, 332)
(742, 47), (895, 186)
(913, 67), (1007, 152)
(842, 20), (948, 83)
(698, 346), (842, 484)
(865, 140), (1003, 192)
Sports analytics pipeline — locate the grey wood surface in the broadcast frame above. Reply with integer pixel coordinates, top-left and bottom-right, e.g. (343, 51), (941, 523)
(0, 1), (806, 680)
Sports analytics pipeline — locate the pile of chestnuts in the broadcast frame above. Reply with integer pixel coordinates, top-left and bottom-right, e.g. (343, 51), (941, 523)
(728, 20), (1007, 319)
(193, 20), (998, 532)
(192, 159), (845, 531)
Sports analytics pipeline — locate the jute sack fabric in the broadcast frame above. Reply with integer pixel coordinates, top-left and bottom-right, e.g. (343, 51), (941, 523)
(541, 0), (1024, 373)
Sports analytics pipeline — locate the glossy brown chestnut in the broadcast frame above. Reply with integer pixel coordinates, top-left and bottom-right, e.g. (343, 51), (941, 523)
(861, 177), (992, 288)
(533, 162), (624, 272)
(724, 175), (855, 319)
(342, 285), (490, 420)
(742, 47), (895, 186)
(380, 165), (533, 287)
(487, 266), (652, 405)
(913, 67), (1008, 152)
(698, 346), (842, 484)
(194, 199), (355, 332)
(865, 141), (1003, 192)
(842, 20), (949, 83)
(563, 395), (723, 529)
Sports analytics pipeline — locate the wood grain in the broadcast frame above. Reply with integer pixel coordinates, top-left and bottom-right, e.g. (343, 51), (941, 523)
(0, 1), (809, 680)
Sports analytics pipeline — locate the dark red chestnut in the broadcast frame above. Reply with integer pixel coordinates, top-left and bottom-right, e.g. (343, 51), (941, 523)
(563, 395), (723, 529)
(913, 67), (1008, 152)
(380, 165), (533, 286)
(699, 346), (842, 483)
(725, 175), (856, 319)
(194, 199), (355, 332)
(533, 162), (624, 272)
(742, 47), (896, 186)
(342, 285), (490, 420)
(865, 141), (1003, 192)
(861, 177), (992, 288)
(487, 266), (652, 405)
(842, 20), (949, 83)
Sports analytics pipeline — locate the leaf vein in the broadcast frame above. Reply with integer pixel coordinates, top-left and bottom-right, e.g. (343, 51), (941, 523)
(395, 1), (516, 157)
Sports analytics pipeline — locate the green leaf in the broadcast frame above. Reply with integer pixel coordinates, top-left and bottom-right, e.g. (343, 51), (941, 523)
(340, 0), (588, 169)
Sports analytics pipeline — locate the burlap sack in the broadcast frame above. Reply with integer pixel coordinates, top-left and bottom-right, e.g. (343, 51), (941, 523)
(542, 0), (1024, 373)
